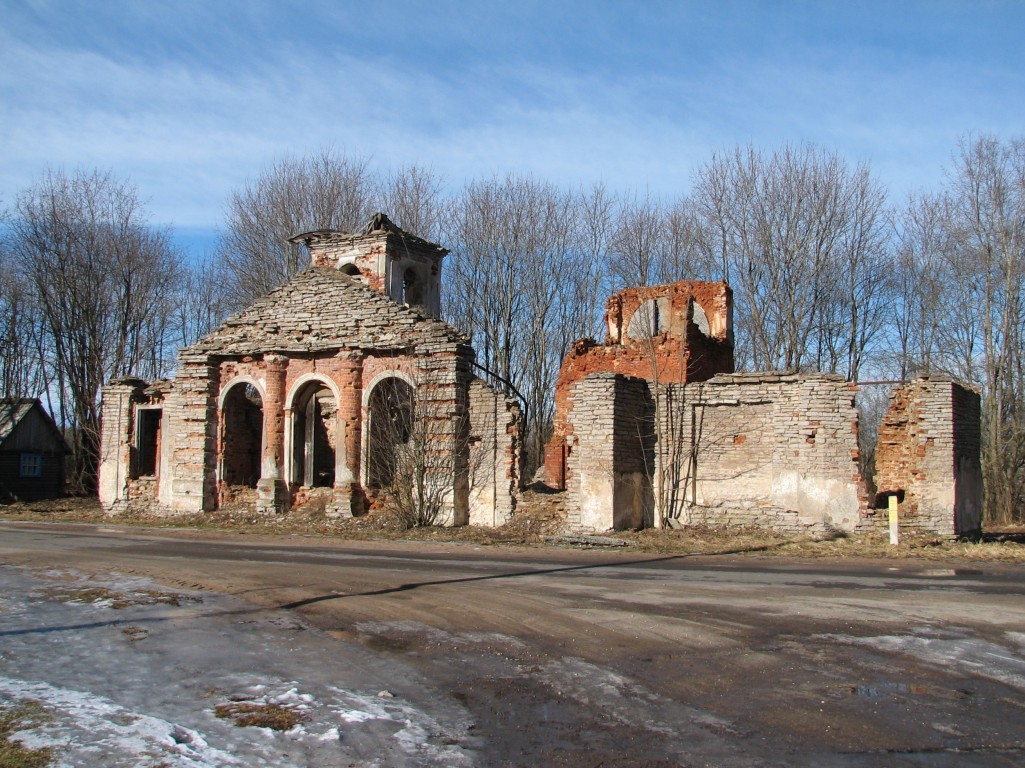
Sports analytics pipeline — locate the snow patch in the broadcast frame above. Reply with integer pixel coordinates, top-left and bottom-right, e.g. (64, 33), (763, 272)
(0, 677), (243, 767)
(825, 629), (1025, 692)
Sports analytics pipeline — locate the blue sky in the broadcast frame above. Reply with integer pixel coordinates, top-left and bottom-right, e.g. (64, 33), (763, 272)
(2, 1), (1023, 256)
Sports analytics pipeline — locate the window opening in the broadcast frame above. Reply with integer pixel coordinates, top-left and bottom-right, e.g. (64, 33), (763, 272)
(402, 267), (424, 307)
(136, 408), (162, 477)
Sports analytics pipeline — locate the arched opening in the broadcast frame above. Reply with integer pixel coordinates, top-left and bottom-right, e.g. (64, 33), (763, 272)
(627, 297), (670, 339)
(340, 262), (360, 277)
(402, 267), (424, 307)
(292, 382), (337, 488)
(221, 383), (263, 488)
(366, 377), (414, 489)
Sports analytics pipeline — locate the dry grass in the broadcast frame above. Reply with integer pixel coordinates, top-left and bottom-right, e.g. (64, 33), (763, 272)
(6, 497), (1025, 563)
(213, 700), (307, 730)
(614, 526), (1025, 562)
(36, 585), (199, 610)
(0, 700), (54, 768)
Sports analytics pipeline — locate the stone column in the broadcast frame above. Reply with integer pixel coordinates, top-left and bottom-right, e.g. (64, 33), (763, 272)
(257, 354), (288, 514)
(328, 350), (363, 517)
(168, 358), (218, 513)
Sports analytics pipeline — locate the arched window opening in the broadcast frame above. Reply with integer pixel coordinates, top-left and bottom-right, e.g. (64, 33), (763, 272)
(367, 377), (414, 489)
(221, 383), (263, 488)
(402, 267), (424, 307)
(626, 297), (670, 339)
(292, 383), (337, 488)
(340, 263), (360, 277)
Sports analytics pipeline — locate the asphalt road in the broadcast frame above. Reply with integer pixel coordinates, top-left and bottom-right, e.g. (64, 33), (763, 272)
(4, 521), (1025, 766)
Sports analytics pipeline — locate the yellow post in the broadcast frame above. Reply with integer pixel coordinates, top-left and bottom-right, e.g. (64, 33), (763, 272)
(888, 495), (900, 546)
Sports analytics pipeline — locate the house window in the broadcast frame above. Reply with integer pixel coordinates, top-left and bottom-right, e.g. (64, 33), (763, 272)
(19, 453), (42, 478)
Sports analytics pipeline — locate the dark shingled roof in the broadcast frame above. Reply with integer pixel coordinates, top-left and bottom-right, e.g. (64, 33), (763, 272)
(0, 398), (72, 452)
(182, 267), (470, 358)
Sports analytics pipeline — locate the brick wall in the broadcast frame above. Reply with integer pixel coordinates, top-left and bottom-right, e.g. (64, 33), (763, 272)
(873, 377), (982, 536)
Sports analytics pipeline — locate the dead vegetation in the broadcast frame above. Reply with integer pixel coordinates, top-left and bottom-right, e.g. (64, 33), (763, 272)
(213, 699), (307, 731)
(0, 699), (54, 768)
(35, 583), (199, 610)
(5, 496), (1025, 563)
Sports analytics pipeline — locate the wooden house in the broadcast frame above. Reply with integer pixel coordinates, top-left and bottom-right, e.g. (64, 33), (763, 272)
(0, 398), (71, 501)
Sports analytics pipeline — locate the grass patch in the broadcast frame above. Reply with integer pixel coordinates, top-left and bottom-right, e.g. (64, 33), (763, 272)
(213, 700), (307, 730)
(0, 700), (54, 768)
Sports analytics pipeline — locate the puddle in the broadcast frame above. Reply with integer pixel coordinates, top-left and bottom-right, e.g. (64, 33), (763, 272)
(849, 681), (975, 700)
(851, 681), (928, 698)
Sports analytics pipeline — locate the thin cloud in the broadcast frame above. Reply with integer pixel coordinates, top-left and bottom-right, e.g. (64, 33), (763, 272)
(1, 1), (1023, 239)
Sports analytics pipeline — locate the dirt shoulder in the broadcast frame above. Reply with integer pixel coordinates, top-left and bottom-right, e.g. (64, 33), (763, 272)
(4, 496), (1025, 564)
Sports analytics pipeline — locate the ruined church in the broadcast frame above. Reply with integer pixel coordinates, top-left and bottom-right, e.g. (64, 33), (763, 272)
(99, 215), (983, 538)
(99, 215), (519, 526)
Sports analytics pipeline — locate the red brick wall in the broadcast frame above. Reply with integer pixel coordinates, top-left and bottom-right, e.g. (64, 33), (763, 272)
(872, 377), (982, 536)
(544, 281), (734, 488)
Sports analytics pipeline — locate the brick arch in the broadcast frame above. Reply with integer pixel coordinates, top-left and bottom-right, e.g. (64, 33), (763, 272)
(285, 373), (341, 411)
(361, 369), (416, 407)
(218, 375), (265, 409)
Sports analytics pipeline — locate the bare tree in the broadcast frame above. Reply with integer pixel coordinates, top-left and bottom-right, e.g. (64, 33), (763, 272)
(658, 196), (717, 285)
(174, 253), (230, 350)
(944, 135), (1025, 523)
(445, 175), (581, 476)
(0, 249), (46, 399)
(383, 164), (447, 243)
(219, 149), (376, 309)
(690, 143), (889, 376)
(890, 192), (956, 379)
(610, 192), (665, 288)
(569, 182), (619, 339)
(9, 169), (180, 492)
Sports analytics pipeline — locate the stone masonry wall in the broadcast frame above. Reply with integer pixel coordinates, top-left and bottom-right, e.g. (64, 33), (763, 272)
(99, 379), (170, 514)
(467, 379), (521, 526)
(564, 374), (617, 532)
(562, 371), (867, 535)
(167, 358), (219, 513)
(98, 379), (144, 512)
(952, 383), (984, 534)
(873, 377), (983, 537)
(563, 373), (655, 532)
(674, 373), (866, 535)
